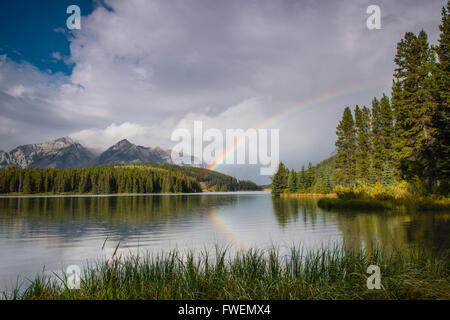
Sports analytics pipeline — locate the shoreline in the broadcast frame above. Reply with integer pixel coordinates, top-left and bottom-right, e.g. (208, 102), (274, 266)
(279, 193), (334, 198)
(0, 190), (270, 198)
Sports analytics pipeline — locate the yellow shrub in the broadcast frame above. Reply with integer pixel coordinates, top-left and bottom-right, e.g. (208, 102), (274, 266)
(333, 185), (365, 200)
(333, 181), (414, 201)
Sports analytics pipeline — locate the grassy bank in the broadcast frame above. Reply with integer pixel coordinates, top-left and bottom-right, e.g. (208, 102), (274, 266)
(5, 246), (449, 300)
(318, 198), (450, 212)
(280, 193), (333, 198)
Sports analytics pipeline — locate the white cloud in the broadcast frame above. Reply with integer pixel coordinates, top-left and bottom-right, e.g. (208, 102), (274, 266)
(175, 98), (270, 133)
(5, 84), (25, 98)
(51, 52), (62, 60)
(69, 122), (171, 151)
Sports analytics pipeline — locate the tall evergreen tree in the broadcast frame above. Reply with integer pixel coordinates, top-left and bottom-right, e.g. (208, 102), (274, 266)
(379, 94), (394, 166)
(354, 105), (372, 183)
(382, 162), (395, 187)
(392, 30), (438, 185)
(296, 165), (307, 192)
(287, 169), (297, 193)
(372, 94), (395, 181)
(306, 162), (316, 190)
(271, 162), (288, 195)
(334, 107), (356, 186)
(371, 97), (383, 179)
(433, 1), (450, 192)
(23, 171), (32, 194)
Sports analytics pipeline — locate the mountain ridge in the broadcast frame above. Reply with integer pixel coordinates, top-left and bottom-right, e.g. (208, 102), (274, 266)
(96, 139), (173, 165)
(0, 137), (196, 169)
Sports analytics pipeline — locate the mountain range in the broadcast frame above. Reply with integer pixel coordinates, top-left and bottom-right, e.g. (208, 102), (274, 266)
(0, 137), (194, 169)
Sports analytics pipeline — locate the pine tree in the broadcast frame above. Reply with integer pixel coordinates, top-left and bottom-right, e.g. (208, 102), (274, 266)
(433, 1), (450, 192)
(287, 169), (297, 193)
(368, 163), (378, 185)
(23, 171), (32, 194)
(306, 162), (316, 191)
(271, 162), (288, 195)
(392, 30), (438, 186)
(379, 94), (394, 166)
(382, 162), (395, 187)
(334, 107), (356, 186)
(371, 97), (383, 179)
(296, 165), (307, 193)
(355, 105), (372, 184)
(372, 94), (395, 181)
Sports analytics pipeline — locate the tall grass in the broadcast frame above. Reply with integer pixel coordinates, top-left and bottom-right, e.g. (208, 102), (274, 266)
(5, 245), (449, 300)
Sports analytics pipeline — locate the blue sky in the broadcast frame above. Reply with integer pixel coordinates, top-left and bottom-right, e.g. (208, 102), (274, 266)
(0, 0), (94, 75)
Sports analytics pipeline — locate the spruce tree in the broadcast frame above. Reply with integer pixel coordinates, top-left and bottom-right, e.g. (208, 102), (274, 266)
(306, 162), (316, 191)
(379, 94), (394, 166)
(297, 165), (307, 193)
(355, 105), (372, 184)
(433, 1), (450, 192)
(271, 162), (287, 195)
(392, 30), (438, 185)
(287, 169), (297, 193)
(371, 97), (383, 179)
(23, 172), (32, 194)
(334, 107), (356, 186)
(382, 162), (395, 187)
(372, 94), (395, 181)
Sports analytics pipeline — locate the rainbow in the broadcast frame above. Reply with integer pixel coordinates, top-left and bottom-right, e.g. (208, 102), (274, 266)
(208, 207), (244, 246)
(206, 79), (392, 172)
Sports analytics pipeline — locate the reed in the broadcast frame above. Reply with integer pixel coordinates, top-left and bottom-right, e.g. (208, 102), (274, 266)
(5, 245), (449, 300)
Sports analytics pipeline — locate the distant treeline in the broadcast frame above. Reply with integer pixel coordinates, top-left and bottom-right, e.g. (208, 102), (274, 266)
(0, 165), (202, 194)
(147, 163), (261, 192)
(272, 3), (450, 196)
(0, 163), (261, 194)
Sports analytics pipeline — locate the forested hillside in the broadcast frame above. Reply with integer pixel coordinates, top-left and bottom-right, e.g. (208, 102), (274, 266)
(126, 163), (261, 192)
(0, 163), (260, 194)
(272, 3), (450, 197)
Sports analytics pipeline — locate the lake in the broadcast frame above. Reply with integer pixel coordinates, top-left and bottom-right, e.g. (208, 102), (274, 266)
(0, 191), (449, 292)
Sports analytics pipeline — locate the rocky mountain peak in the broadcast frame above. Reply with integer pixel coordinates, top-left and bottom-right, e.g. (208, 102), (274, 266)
(0, 151), (10, 168)
(5, 137), (94, 168)
(55, 136), (74, 144)
(96, 139), (172, 165)
(112, 139), (134, 150)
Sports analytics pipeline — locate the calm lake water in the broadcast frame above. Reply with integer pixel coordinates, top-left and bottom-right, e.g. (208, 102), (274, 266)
(0, 191), (449, 292)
